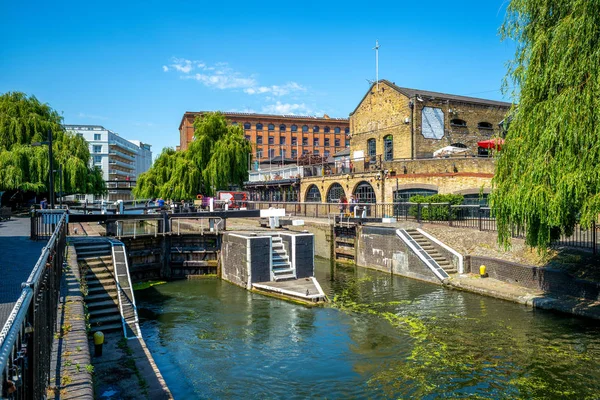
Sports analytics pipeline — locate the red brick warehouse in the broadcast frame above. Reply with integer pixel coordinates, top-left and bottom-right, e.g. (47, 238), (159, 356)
(179, 112), (350, 163)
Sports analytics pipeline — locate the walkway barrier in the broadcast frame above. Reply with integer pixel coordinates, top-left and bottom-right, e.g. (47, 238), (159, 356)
(31, 209), (67, 240)
(1, 212), (67, 399)
(246, 201), (599, 254)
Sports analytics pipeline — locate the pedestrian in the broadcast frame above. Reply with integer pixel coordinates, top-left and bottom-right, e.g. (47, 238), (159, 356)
(339, 195), (347, 216)
(349, 195), (357, 216)
(40, 198), (48, 209)
(157, 198), (165, 209)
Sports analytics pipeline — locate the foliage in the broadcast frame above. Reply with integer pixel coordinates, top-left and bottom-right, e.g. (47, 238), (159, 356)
(408, 194), (464, 221)
(492, 0), (600, 249)
(0, 92), (105, 195)
(133, 112), (251, 200)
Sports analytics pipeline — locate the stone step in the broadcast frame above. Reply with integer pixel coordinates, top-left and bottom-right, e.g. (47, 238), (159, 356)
(89, 306), (120, 317)
(271, 236), (282, 242)
(85, 292), (118, 302)
(86, 271), (114, 281)
(88, 284), (117, 294)
(272, 254), (289, 261)
(90, 313), (122, 326)
(87, 278), (115, 287)
(272, 242), (284, 249)
(77, 250), (112, 259)
(87, 299), (119, 310)
(90, 322), (122, 334)
(272, 261), (291, 268)
(273, 268), (294, 275)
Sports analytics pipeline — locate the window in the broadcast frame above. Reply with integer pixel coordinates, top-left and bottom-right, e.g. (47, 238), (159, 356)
(450, 119), (467, 127)
(268, 123), (275, 131)
(367, 139), (376, 157)
(326, 183), (345, 203)
(313, 126), (319, 133)
(269, 148), (275, 158)
(302, 137), (308, 146)
(313, 138), (319, 146)
(243, 122), (251, 130)
(256, 150), (263, 159)
(305, 185), (321, 202)
(93, 155), (102, 164)
(353, 181), (376, 204)
(268, 136), (274, 145)
(335, 138), (340, 147)
(463, 193), (489, 206)
(280, 149), (286, 157)
(324, 138), (330, 146)
(280, 136), (286, 145)
(245, 135), (251, 141)
(291, 124), (298, 132)
(334, 127), (341, 134)
(345, 127), (350, 134)
(291, 149), (297, 158)
(384, 135), (393, 161)
(345, 139), (350, 147)
(291, 137), (297, 145)
(478, 122), (493, 130)
(302, 125), (308, 132)
(231, 122), (238, 126)
(94, 133), (101, 141)
(324, 126), (330, 133)
(93, 145), (102, 153)
(280, 124), (286, 132)
(324, 150), (330, 157)
(314, 149), (320, 155)
(257, 135), (263, 144)
(302, 150), (309, 155)
(256, 123), (263, 130)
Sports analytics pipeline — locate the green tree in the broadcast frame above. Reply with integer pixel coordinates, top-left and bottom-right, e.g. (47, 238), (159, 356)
(491, 0), (600, 249)
(133, 112), (251, 200)
(0, 92), (105, 195)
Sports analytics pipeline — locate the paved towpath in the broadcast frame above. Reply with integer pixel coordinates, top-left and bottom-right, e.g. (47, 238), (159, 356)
(0, 217), (45, 330)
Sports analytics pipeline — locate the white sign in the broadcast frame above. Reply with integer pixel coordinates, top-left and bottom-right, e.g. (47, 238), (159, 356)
(260, 208), (286, 217)
(421, 107), (445, 139)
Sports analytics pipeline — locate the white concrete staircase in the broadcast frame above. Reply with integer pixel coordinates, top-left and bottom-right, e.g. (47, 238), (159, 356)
(271, 236), (296, 281)
(405, 229), (457, 274)
(75, 241), (122, 334)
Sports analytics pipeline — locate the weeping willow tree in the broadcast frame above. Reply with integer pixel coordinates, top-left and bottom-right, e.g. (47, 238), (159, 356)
(133, 112), (251, 200)
(491, 0), (600, 249)
(0, 92), (105, 195)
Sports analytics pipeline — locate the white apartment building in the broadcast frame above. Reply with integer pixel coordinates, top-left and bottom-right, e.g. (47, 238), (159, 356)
(64, 125), (153, 202)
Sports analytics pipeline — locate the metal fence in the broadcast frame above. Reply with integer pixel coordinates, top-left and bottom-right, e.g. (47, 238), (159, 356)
(1, 212), (67, 399)
(30, 209), (67, 240)
(246, 201), (599, 254)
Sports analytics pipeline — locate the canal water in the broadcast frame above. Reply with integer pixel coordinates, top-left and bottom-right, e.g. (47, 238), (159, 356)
(136, 258), (600, 399)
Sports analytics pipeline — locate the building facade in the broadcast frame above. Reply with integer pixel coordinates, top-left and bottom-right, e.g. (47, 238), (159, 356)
(65, 125), (152, 202)
(298, 80), (511, 206)
(179, 112), (350, 163)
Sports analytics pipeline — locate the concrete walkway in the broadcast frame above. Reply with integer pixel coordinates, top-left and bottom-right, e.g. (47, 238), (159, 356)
(0, 217), (45, 329)
(448, 274), (600, 320)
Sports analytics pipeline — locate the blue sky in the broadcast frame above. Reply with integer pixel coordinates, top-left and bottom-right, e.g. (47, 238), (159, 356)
(0, 0), (515, 157)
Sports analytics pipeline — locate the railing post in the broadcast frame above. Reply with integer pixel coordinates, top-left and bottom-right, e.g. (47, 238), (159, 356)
(478, 207), (483, 231)
(594, 221), (597, 255)
(417, 203), (422, 223)
(448, 203), (452, 227)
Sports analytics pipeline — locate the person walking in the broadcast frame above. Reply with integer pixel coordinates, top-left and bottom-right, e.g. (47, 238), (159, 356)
(40, 198), (48, 209)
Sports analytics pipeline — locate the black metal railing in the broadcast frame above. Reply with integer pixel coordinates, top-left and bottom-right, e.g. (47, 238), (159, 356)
(246, 201), (599, 254)
(1, 212), (67, 399)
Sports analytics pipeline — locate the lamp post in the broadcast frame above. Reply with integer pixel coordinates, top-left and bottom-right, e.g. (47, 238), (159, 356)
(32, 129), (55, 209)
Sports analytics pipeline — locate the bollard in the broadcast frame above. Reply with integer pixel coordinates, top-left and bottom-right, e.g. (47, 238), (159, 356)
(94, 331), (104, 357)
(479, 265), (487, 278)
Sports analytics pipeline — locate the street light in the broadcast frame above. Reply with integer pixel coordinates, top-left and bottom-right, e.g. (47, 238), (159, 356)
(31, 129), (55, 209)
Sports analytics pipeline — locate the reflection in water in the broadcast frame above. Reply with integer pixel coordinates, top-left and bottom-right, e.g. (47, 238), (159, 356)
(137, 258), (600, 399)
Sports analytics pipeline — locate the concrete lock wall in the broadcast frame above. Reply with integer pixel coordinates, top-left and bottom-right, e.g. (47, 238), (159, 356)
(294, 234), (315, 279)
(221, 234), (253, 289)
(356, 226), (440, 284)
(249, 236), (271, 284)
(468, 256), (600, 301)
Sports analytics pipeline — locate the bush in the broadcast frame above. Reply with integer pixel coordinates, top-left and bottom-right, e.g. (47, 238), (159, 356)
(408, 194), (464, 221)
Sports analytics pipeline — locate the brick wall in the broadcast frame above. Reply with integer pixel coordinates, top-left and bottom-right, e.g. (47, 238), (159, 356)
(467, 256), (600, 301)
(349, 80), (509, 160)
